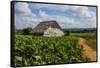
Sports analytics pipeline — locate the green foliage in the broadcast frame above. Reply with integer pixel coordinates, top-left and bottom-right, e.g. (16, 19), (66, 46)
(64, 32), (70, 36)
(15, 35), (89, 67)
(22, 27), (32, 35)
(15, 29), (23, 35)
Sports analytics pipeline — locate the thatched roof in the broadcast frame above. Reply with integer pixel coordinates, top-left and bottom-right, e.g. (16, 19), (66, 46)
(32, 20), (61, 35)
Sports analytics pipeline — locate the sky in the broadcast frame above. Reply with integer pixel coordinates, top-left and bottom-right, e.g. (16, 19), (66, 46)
(14, 2), (97, 29)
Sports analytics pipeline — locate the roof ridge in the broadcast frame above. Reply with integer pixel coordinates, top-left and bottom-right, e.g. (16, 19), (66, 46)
(40, 20), (57, 23)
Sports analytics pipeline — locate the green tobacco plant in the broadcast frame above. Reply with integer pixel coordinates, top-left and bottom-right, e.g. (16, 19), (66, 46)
(15, 35), (90, 67)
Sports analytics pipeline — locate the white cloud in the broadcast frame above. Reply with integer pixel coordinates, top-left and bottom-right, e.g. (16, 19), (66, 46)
(66, 6), (96, 27)
(31, 3), (95, 19)
(15, 2), (96, 29)
(15, 2), (33, 16)
(34, 10), (81, 28)
(15, 9), (77, 29)
(15, 9), (96, 29)
(71, 6), (92, 18)
(38, 10), (48, 18)
(15, 14), (41, 29)
(15, 2), (38, 29)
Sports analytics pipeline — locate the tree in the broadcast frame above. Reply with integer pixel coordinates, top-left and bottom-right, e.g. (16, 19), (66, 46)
(15, 29), (23, 35)
(22, 27), (32, 35)
(64, 31), (70, 36)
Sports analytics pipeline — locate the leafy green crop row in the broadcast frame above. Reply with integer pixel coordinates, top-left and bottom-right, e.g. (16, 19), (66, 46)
(15, 35), (89, 67)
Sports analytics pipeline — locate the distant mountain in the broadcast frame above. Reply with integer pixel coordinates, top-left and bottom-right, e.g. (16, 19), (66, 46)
(62, 28), (97, 33)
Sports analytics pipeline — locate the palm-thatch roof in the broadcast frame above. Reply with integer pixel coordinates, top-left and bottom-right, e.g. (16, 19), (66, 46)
(32, 20), (61, 35)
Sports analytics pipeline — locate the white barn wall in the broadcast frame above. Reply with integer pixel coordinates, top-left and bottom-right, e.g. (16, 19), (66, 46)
(44, 27), (64, 37)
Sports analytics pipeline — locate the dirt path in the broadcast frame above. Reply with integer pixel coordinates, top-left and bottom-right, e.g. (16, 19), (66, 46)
(78, 38), (96, 61)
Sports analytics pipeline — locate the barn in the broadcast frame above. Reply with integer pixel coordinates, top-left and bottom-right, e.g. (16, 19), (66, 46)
(32, 20), (64, 36)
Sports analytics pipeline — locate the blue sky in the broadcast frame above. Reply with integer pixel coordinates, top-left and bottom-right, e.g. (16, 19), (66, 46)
(14, 2), (97, 29)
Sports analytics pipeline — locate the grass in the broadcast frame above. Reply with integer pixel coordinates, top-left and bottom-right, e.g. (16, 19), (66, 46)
(70, 32), (97, 51)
